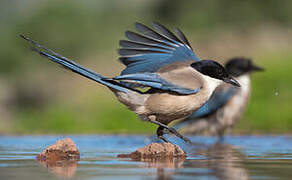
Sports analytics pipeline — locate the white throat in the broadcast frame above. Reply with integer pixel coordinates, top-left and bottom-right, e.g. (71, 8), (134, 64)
(202, 74), (223, 95)
(236, 74), (251, 94)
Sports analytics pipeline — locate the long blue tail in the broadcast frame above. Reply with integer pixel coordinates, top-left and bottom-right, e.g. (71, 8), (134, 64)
(20, 35), (129, 93)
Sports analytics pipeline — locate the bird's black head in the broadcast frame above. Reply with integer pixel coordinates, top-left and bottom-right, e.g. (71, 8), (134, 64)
(191, 60), (241, 87)
(225, 57), (264, 77)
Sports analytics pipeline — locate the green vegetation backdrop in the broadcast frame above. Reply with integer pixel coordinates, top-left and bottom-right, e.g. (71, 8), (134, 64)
(0, 0), (291, 134)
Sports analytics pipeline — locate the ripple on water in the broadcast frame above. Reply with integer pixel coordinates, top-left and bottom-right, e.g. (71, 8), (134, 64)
(1, 135), (292, 179)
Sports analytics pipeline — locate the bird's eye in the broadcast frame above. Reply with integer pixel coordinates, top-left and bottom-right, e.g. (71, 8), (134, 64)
(217, 70), (223, 76)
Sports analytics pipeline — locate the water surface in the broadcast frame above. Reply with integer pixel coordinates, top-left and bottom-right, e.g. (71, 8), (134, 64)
(0, 135), (292, 180)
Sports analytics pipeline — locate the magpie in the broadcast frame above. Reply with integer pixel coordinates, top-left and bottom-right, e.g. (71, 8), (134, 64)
(174, 57), (263, 139)
(21, 22), (240, 143)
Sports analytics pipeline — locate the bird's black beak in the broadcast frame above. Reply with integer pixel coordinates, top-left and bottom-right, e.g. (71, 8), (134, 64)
(251, 64), (265, 72)
(223, 77), (241, 87)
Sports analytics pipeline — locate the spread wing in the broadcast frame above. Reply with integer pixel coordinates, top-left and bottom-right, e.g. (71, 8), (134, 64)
(112, 72), (201, 95)
(119, 22), (200, 75)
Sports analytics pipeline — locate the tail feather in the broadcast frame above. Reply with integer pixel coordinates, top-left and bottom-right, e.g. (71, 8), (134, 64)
(20, 35), (129, 93)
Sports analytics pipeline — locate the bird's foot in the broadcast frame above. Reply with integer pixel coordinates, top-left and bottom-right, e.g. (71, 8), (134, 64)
(159, 126), (191, 144)
(152, 120), (192, 144)
(168, 127), (192, 144)
(158, 135), (170, 143)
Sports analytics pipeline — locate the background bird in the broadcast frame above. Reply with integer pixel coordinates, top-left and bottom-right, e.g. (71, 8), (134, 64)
(21, 22), (240, 143)
(173, 57), (264, 139)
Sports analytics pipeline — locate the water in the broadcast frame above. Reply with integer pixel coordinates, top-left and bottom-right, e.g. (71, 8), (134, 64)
(0, 135), (292, 180)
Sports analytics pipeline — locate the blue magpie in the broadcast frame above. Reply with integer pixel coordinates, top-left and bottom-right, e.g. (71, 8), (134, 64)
(21, 22), (240, 143)
(173, 57), (264, 138)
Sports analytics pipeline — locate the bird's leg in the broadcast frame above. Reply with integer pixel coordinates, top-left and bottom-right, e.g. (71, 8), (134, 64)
(156, 126), (170, 143)
(148, 116), (192, 143)
(168, 126), (192, 144)
(216, 130), (225, 143)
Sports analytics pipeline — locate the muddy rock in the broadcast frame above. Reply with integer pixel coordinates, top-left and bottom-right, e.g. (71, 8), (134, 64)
(37, 138), (80, 161)
(117, 142), (186, 159)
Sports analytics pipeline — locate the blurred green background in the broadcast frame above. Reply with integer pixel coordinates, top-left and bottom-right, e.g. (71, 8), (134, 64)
(0, 0), (291, 134)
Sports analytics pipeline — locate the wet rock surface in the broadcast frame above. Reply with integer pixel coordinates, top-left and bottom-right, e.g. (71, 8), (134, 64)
(117, 142), (186, 159)
(37, 138), (80, 161)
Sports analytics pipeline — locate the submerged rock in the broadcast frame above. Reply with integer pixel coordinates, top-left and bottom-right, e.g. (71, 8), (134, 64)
(37, 138), (80, 161)
(117, 142), (186, 159)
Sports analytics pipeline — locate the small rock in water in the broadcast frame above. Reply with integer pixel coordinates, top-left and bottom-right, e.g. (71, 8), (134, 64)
(117, 142), (186, 159)
(37, 138), (80, 161)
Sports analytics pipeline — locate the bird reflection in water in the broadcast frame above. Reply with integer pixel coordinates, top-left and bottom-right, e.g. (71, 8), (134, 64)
(189, 143), (249, 180)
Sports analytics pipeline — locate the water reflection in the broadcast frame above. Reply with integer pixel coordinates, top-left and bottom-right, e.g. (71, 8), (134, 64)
(189, 143), (249, 180)
(38, 159), (79, 179)
(119, 142), (249, 180)
(119, 149), (186, 180)
(156, 168), (174, 180)
(136, 157), (185, 180)
(208, 144), (249, 180)
(2, 135), (292, 179)
(138, 156), (186, 169)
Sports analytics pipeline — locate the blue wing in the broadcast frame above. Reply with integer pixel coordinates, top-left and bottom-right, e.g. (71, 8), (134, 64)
(189, 86), (238, 118)
(173, 86), (239, 129)
(119, 22), (200, 75)
(112, 73), (201, 95)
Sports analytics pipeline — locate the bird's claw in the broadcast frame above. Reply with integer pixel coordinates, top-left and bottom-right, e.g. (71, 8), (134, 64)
(169, 127), (192, 144)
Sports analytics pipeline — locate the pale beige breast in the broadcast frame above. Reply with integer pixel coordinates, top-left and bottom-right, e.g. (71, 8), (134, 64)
(145, 91), (209, 114)
(144, 66), (212, 124)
